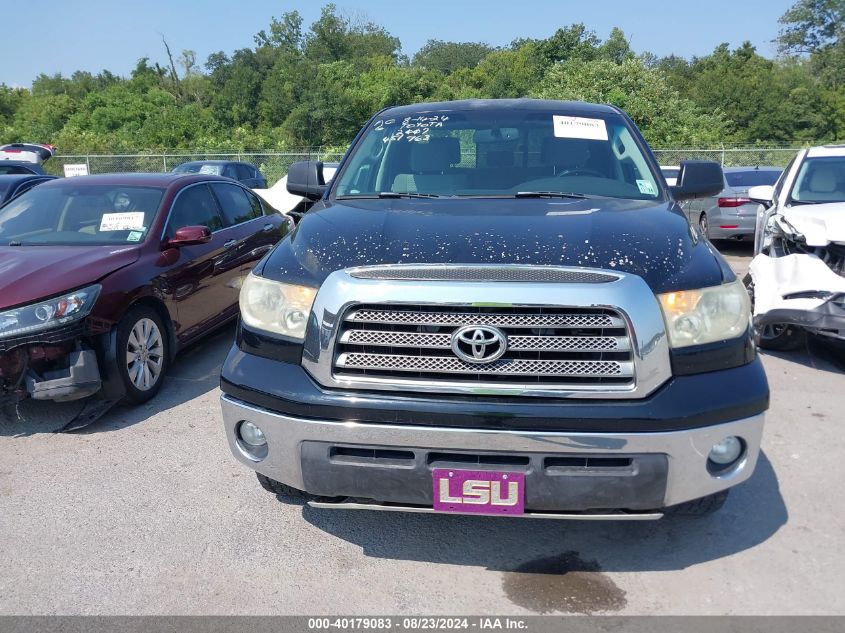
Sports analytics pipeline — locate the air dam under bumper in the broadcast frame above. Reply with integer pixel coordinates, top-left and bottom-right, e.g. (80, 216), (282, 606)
(221, 394), (764, 517)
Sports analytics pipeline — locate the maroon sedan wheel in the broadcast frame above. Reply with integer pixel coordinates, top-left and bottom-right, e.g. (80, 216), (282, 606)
(117, 306), (169, 404)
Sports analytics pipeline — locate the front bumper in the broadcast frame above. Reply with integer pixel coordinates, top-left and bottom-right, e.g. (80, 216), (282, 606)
(221, 393), (764, 515)
(750, 253), (845, 340)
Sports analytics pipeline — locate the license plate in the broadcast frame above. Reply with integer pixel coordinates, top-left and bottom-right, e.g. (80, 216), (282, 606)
(432, 468), (524, 515)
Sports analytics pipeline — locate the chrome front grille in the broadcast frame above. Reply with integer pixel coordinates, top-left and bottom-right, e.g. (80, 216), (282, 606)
(345, 308), (621, 329)
(333, 304), (635, 388)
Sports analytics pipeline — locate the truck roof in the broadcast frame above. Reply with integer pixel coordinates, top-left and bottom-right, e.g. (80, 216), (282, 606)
(379, 98), (620, 118)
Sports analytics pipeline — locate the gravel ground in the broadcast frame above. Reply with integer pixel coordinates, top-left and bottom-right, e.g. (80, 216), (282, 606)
(2, 241), (844, 615)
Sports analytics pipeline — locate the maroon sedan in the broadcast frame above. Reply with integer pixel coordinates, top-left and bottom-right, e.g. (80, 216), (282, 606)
(0, 173), (288, 425)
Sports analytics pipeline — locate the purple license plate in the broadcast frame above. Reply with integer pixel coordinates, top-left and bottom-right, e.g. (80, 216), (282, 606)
(432, 468), (525, 515)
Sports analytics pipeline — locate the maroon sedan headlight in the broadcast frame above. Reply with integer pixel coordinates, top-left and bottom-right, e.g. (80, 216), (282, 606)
(0, 284), (101, 339)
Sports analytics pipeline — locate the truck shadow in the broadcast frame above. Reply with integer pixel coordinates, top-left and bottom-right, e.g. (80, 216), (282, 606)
(0, 323), (236, 436)
(760, 336), (845, 376)
(301, 452), (786, 574)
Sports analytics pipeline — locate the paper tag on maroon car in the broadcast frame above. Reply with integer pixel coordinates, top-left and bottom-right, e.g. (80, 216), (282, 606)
(100, 212), (145, 232)
(432, 468), (524, 515)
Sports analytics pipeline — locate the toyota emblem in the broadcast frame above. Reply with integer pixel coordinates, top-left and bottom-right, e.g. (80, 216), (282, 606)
(451, 325), (508, 364)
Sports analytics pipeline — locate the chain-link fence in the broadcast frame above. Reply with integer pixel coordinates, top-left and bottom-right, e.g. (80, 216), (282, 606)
(45, 146), (804, 185)
(45, 149), (347, 185)
(651, 147), (800, 168)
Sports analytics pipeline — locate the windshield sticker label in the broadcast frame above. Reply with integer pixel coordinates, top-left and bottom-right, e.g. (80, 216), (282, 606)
(636, 180), (657, 195)
(126, 231), (144, 242)
(552, 115), (609, 141)
(100, 212), (145, 232)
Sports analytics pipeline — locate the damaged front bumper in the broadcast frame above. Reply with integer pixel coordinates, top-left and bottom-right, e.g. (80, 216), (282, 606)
(0, 320), (106, 404)
(750, 253), (845, 340)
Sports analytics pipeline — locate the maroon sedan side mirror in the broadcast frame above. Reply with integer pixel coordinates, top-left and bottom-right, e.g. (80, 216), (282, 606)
(166, 225), (212, 248)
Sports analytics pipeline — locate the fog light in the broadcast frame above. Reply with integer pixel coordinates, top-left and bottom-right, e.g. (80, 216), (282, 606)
(239, 421), (266, 447)
(708, 436), (743, 466)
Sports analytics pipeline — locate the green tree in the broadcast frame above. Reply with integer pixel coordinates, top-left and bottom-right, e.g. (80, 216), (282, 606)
(778, 0), (845, 88)
(534, 57), (730, 145)
(303, 4), (401, 65)
(412, 40), (494, 74)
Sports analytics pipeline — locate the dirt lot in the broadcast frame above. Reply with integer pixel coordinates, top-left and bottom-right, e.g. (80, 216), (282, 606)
(2, 241), (844, 615)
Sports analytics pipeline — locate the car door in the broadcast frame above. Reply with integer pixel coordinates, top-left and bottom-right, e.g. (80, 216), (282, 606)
(209, 182), (286, 285)
(161, 182), (244, 342)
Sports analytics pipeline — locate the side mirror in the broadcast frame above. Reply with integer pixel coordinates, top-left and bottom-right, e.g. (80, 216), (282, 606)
(748, 185), (775, 205)
(166, 225), (211, 248)
(669, 160), (724, 201)
(286, 160), (327, 200)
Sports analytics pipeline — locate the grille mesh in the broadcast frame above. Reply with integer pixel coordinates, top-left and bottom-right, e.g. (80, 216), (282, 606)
(337, 353), (629, 377)
(347, 309), (621, 329)
(333, 303), (636, 389)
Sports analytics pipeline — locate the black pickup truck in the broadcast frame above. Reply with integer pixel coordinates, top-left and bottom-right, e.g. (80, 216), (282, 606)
(220, 99), (768, 519)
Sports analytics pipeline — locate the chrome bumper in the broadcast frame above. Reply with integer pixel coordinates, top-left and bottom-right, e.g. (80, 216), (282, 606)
(221, 394), (764, 512)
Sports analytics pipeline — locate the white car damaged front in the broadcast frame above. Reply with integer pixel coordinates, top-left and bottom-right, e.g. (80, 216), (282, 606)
(747, 145), (845, 349)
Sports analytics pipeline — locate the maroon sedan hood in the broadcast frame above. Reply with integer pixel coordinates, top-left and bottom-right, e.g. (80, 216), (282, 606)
(0, 245), (141, 309)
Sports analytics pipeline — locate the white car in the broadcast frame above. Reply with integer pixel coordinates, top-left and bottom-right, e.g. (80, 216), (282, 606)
(746, 145), (845, 350)
(253, 163), (338, 218)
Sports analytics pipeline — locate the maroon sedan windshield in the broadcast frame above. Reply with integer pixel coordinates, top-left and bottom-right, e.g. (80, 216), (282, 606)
(0, 184), (166, 246)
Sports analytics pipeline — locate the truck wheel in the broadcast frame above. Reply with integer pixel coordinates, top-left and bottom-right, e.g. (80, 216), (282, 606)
(116, 305), (169, 404)
(256, 472), (311, 498)
(667, 489), (729, 516)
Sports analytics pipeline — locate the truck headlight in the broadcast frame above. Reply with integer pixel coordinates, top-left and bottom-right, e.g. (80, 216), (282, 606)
(239, 273), (317, 340)
(657, 279), (751, 348)
(0, 285), (101, 339)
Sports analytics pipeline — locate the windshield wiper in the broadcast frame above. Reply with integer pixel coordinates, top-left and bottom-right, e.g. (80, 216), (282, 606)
(336, 192), (441, 200)
(514, 191), (591, 199)
(377, 191), (440, 199)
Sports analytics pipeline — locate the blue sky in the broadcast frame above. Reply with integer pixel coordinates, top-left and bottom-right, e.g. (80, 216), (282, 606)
(3, 0), (797, 87)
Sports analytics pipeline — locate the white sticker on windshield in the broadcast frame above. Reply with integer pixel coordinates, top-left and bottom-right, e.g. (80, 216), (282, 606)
(552, 115), (609, 141)
(636, 180), (657, 195)
(100, 212), (145, 232)
(127, 231), (144, 242)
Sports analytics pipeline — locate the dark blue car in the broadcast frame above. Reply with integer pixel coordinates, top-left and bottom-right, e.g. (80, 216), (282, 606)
(172, 161), (267, 189)
(0, 174), (57, 205)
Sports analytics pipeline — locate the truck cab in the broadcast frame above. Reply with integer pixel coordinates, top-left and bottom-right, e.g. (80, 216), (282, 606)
(219, 99), (768, 519)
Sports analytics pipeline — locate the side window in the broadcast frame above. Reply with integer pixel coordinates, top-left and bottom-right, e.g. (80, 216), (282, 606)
(236, 164), (253, 181)
(167, 184), (223, 235)
(222, 164), (238, 179)
(245, 189), (265, 217)
(773, 156), (796, 203)
(210, 182), (261, 226)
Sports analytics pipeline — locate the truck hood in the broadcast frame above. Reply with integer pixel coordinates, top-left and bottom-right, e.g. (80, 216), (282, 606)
(781, 202), (845, 246)
(0, 245), (141, 310)
(261, 197), (729, 294)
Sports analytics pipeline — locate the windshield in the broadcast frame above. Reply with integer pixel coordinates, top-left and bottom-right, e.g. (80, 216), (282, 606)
(791, 156), (845, 204)
(725, 170), (781, 188)
(334, 109), (662, 201)
(173, 163), (222, 176)
(0, 184), (166, 246)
